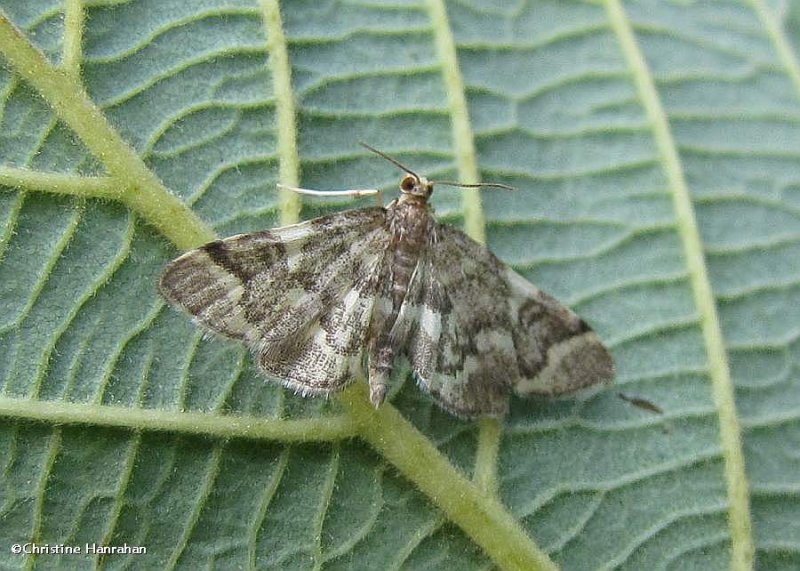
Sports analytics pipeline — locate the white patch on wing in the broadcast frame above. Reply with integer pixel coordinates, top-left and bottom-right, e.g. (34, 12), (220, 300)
(419, 304), (442, 342)
(273, 221), (317, 243)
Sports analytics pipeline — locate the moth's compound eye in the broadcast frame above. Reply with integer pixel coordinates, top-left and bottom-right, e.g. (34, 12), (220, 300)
(400, 175), (417, 192)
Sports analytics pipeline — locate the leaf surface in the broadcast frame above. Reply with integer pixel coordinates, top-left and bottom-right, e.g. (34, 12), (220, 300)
(1, 0), (798, 569)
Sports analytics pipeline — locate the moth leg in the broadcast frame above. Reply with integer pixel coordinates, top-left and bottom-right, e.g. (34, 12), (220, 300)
(367, 346), (394, 407)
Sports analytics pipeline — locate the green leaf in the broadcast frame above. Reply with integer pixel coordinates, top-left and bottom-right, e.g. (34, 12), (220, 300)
(1, 0), (797, 569)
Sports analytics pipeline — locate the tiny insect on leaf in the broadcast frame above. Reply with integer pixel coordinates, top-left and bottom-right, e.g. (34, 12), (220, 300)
(618, 392), (663, 414)
(159, 145), (614, 417)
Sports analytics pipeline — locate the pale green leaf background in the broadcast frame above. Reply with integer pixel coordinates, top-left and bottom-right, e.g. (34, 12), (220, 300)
(0, 0), (798, 569)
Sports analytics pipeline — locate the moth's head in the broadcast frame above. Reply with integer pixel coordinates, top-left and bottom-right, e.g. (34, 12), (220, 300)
(399, 174), (434, 199)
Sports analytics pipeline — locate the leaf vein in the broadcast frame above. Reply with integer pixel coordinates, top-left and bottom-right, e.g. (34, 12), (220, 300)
(605, 3), (754, 568)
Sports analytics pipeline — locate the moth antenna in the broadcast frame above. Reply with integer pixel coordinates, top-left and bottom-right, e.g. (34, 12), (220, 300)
(360, 143), (515, 191)
(359, 142), (421, 181)
(431, 180), (516, 191)
(277, 184), (380, 198)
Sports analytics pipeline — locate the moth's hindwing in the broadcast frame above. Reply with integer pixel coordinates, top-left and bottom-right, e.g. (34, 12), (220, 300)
(159, 207), (390, 395)
(504, 268), (614, 397)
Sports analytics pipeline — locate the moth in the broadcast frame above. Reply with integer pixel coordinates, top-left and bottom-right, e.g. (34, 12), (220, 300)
(159, 144), (614, 417)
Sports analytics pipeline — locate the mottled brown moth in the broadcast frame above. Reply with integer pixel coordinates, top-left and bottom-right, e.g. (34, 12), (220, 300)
(159, 144), (614, 417)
